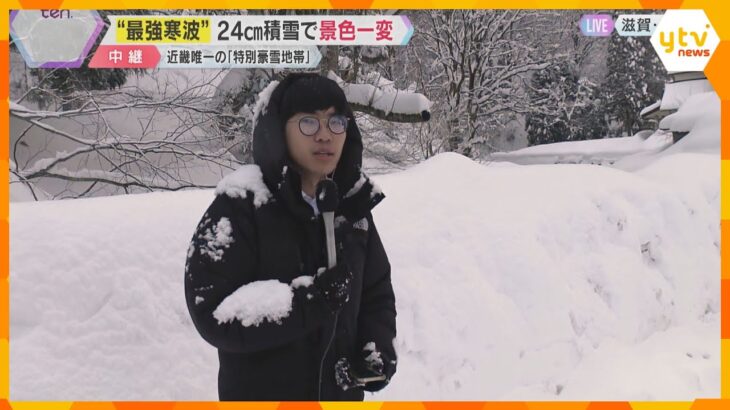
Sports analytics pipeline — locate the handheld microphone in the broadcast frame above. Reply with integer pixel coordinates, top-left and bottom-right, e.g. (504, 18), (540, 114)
(315, 179), (339, 269)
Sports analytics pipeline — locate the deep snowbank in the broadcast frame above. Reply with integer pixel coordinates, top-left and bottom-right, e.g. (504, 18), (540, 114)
(10, 152), (719, 400)
(489, 131), (673, 166)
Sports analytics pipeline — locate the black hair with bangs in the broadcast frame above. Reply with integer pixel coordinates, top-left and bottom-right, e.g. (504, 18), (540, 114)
(278, 73), (351, 121)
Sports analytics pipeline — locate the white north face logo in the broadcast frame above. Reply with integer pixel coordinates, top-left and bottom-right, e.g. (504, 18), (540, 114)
(353, 218), (369, 232)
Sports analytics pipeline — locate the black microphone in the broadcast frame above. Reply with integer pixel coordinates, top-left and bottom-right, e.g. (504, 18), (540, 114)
(316, 179), (339, 269)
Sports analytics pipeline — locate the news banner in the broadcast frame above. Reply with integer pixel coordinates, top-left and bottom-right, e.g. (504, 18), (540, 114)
(9, 12), (414, 69)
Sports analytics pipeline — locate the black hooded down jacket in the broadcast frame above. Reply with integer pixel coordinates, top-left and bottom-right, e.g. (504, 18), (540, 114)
(184, 73), (397, 401)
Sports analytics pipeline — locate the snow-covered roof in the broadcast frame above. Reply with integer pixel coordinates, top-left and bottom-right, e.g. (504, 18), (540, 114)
(659, 79), (713, 111)
(668, 71), (707, 82)
(489, 132), (673, 165)
(640, 100), (661, 118)
(659, 91), (719, 133)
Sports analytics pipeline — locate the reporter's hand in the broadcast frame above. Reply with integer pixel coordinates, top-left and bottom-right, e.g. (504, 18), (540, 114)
(313, 263), (353, 312)
(334, 357), (360, 391)
(359, 342), (396, 392)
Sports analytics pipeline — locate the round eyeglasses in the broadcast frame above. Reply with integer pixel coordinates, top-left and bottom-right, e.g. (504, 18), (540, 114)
(288, 114), (349, 136)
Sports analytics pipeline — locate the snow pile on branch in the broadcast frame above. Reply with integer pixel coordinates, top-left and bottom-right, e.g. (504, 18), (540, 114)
(10, 160), (49, 202)
(328, 71), (431, 122)
(9, 148), (719, 400)
(213, 280), (293, 327)
(252, 80), (279, 129)
(215, 165), (272, 207)
(10, 101), (31, 112)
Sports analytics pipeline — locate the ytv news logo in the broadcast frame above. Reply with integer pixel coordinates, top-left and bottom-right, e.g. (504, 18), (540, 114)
(650, 10), (718, 71)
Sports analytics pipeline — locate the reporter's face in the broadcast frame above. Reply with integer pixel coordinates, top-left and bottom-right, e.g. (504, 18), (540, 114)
(285, 107), (347, 182)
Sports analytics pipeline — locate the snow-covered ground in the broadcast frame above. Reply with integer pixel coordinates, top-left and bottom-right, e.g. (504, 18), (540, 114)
(489, 130), (674, 166)
(10, 145), (720, 400)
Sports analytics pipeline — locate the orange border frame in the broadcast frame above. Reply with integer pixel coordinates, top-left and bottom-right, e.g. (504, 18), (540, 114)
(1, 1), (728, 409)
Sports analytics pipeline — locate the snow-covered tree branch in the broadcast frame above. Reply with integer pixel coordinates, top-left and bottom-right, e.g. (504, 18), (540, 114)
(328, 71), (431, 123)
(10, 71), (244, 199)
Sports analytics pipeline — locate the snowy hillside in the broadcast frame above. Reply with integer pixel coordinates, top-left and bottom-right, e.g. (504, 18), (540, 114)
(10, 151), (720, 400)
